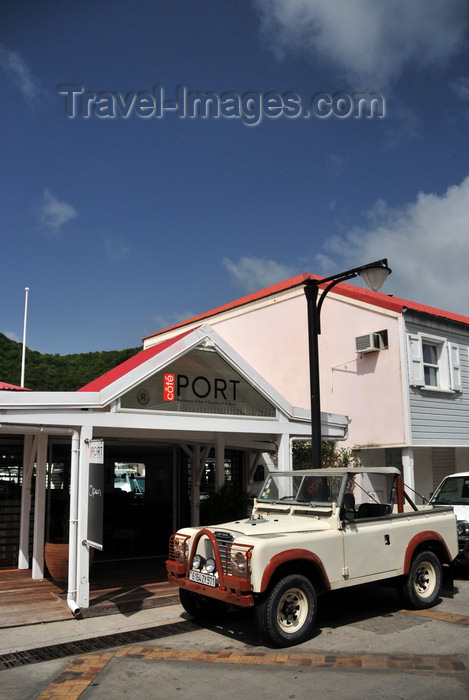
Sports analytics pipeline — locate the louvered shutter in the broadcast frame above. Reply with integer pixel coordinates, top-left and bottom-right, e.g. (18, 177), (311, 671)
(407, 334), (424, 386)
(448, 343), (462, 391)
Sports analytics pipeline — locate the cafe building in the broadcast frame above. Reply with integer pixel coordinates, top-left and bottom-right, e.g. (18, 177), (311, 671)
(0, 324), (349, 613)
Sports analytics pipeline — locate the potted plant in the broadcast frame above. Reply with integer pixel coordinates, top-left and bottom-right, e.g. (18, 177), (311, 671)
(44, 509), (70, 584)
(199, 483), (253, 525)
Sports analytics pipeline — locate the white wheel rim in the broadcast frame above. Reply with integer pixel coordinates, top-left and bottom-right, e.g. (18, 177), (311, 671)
(414, 561), (436, 598)
(276, 587), (309, 633)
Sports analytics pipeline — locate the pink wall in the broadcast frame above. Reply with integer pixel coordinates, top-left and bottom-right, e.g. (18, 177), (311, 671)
(206, 290), (406, 448)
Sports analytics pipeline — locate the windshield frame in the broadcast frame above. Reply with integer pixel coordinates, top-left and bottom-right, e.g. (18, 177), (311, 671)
(257, 470), (347, 508)
(430, 475), (469, 506)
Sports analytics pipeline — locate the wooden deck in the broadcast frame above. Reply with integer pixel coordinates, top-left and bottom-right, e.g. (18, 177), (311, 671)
(0, 557), (180, 629)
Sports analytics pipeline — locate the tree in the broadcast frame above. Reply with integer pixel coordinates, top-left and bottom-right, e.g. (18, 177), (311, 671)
(0, 332), (140, 391)
(292, 440), (362, 470)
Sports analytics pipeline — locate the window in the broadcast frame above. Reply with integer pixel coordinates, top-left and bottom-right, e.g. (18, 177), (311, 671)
(422, 342), (439, 387)
(407, 333), (462, 392)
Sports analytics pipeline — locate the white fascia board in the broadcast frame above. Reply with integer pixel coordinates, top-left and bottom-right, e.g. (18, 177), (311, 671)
(77, 409), (314, 437)
(144, 288), (303, 348)
(0, 391), (100, 409)
(327, 289), (401, 319)
(91, 409), (345, 440)
(97, 323), (298, 419)
(98, 326), (213, 406)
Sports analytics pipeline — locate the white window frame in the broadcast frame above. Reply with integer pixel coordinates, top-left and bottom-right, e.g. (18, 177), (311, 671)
(407, 333), (462, 392)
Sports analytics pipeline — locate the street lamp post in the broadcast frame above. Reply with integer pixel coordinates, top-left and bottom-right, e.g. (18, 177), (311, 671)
(304, 259), (392, 469)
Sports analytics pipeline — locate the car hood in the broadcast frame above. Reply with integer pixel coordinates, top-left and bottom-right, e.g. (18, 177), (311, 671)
(201, 514), (333, 540)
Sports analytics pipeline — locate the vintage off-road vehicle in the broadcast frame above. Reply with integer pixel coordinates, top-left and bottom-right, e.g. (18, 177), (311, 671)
(166, 467), (458, 647)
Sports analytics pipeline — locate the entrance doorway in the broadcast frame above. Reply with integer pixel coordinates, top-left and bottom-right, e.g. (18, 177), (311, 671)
(178, 448), (244, 527)
(99, 444), (174, 561)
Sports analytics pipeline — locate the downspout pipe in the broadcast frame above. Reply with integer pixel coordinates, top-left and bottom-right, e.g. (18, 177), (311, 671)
(67, 429), (82, 619)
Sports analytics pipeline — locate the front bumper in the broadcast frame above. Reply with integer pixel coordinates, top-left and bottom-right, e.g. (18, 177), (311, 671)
(166, 560), (254, 607)
(166, 528), (255, 608)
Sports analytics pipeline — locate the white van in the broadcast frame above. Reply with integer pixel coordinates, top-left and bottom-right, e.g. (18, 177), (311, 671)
(429, 472), (469, 565)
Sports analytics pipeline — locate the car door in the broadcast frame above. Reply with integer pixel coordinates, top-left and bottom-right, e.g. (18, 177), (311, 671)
(342, 513), (396, 581)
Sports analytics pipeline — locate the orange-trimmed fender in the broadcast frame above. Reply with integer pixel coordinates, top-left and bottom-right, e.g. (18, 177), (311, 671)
(259, 549), (330, 593)
(403, 531), (453, 574)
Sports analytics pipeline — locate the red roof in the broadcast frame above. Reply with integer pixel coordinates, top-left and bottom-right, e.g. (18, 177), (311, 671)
(78, 328), (195, 392)
(0, 382), (31, 391)
(143, 272), (469, 343)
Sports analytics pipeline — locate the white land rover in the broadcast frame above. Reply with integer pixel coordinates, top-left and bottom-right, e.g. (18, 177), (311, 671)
(166, 467), (458, 647)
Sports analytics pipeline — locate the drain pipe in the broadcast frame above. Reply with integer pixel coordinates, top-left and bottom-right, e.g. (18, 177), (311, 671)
(67, 429), (82, 619)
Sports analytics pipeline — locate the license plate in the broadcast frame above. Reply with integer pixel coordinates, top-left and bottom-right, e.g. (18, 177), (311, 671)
(189, 570), (216, 587)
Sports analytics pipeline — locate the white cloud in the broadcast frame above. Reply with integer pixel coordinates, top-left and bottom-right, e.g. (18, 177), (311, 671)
(223, 256), (296, 292)
(0, 45), (40, 103)
(252, 0), (467, 87)
(153, 310), (197, 331)
(4, 331), (20, 343)
(39, 189), (77, 235)
(451, 77), (469, 102)
(103, 235), (129, 260)
(317, 175), (469, 315)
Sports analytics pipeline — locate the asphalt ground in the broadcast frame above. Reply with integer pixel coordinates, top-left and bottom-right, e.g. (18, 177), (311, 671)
(1, 572), (469, 699)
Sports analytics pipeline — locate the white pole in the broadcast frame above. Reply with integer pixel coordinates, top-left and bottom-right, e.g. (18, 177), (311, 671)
(21, 286), (29, 388)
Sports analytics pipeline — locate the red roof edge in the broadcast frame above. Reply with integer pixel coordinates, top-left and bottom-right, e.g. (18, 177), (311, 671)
(78, 328), (195, 392)
(144, 272), (469, 344)
(143, 273), (312, 342)
(0, 382), (32, 391)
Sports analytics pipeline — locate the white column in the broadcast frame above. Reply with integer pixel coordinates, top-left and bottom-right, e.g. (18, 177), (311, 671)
(75, 426), (92, 608)
(277, 433), (291, 470)
(18, 434), (35, 569)
(67, 430), (81, 614)
(32, 432), (47, 579)
(402, 447), (415, 494)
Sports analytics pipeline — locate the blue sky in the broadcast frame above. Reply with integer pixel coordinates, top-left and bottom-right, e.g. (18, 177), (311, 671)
(2, 0), (469, 355)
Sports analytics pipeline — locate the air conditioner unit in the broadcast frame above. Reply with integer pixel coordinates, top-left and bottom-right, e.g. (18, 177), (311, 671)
(355, 332), (381, 354)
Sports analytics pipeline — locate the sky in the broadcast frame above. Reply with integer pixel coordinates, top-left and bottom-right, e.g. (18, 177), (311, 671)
(2, 0), (469, 356)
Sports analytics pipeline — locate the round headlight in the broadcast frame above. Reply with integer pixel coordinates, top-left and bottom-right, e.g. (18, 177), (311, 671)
(205, 557), (216, 574)
(457, 520), (469, 536)
(232, 551), (247, 573)
(192, 554), (204, 570)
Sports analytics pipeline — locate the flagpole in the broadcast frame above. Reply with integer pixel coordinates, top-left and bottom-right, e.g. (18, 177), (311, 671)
(21, 287), (29, 388)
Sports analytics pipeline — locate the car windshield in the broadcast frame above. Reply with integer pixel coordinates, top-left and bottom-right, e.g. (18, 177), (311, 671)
(258, 472), (345, 506)
(430, 476), (469, 506)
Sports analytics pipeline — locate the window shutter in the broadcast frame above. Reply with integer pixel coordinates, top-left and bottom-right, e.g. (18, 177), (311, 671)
(407, 333), (424, 386)
(448, 343), (462, 391)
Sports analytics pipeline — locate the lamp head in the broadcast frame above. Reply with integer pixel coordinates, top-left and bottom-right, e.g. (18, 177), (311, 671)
(358, 259), (391, 292)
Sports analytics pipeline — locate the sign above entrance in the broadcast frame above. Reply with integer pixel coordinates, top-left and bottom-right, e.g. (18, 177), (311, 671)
(89, 439), (104, 464)
(120, 348), (276, 417)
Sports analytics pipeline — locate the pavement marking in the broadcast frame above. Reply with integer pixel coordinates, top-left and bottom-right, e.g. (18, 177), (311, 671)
(28, 607), (469, 698)
(401, 608), (469, 625)
(37, 652), (114, 699)
(37, 646), (469, 698)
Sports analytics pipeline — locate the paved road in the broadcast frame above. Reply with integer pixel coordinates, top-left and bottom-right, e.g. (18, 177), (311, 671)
(1, 573), (469, 699)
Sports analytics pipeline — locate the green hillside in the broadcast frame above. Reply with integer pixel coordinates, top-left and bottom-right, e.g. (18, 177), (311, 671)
(0, 333), (140, 392)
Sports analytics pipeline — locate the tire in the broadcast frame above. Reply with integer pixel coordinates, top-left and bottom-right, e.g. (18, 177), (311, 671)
(256, 574), (317, 647)
(397, 551), (442, 609)
(179, 588), (227, 621)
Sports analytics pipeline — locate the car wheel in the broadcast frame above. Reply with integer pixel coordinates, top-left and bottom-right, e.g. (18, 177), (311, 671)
(179, 588), (227, 620)
(256, 574), (317, 647)
(397, 551), (442, 609)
